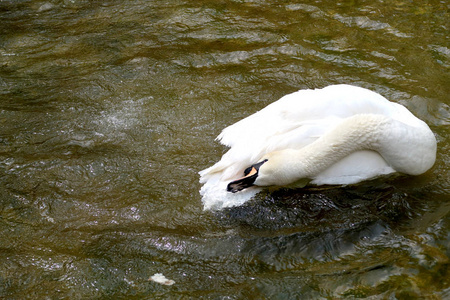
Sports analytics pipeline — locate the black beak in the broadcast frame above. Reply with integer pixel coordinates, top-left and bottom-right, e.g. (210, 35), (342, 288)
(227, 159), (268, 193)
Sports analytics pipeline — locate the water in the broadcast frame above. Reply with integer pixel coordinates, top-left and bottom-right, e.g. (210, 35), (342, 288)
(0, 0), (449, 298)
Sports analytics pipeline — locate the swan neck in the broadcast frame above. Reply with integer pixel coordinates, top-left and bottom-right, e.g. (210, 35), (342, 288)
(300, 115), (385, 172)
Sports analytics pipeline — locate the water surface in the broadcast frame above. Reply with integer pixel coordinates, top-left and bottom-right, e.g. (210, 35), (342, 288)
(0, 0), (449, 298)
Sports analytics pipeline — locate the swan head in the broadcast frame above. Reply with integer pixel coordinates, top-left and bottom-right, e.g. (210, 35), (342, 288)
(227, 159), (268, 193)
(226, 150), (307, 192)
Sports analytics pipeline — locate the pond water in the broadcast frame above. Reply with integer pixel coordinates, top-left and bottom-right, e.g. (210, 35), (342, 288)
(0, 0), (449, 298)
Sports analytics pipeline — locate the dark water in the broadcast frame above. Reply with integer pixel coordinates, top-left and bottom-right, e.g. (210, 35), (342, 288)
(0, 0), (449, 298)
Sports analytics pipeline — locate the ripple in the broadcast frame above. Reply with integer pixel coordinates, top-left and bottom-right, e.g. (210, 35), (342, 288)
(0, 0), (448, 298)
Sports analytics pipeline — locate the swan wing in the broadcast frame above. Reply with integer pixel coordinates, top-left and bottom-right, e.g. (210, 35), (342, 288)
(216, 84), (414, 148)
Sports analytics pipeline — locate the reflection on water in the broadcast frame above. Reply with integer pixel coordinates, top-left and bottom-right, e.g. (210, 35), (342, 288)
(0, 0), (449, 298)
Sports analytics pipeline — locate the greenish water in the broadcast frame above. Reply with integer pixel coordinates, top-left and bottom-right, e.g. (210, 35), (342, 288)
(0, 0), (449, 298)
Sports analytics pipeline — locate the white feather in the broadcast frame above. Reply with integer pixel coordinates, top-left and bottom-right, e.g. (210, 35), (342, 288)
(199, 84), (437, 210)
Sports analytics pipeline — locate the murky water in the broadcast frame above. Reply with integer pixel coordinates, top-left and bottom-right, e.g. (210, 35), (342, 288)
(0, 0), (449, 298)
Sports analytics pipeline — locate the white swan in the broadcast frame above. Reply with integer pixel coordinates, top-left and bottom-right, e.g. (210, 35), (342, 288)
(199, 84), (437, 210)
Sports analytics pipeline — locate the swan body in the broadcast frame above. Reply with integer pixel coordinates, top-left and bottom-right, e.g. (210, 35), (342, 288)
(199, 85), (437, 210)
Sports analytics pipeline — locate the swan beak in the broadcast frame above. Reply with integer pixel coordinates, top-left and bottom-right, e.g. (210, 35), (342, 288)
(227, 159), (268, 193)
